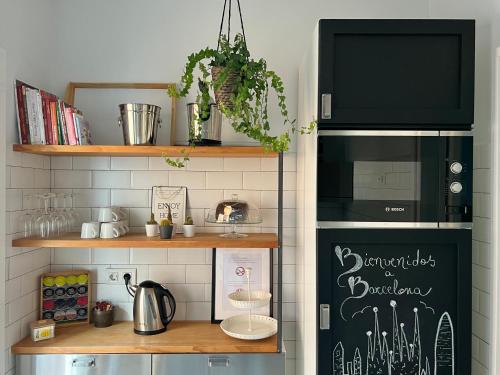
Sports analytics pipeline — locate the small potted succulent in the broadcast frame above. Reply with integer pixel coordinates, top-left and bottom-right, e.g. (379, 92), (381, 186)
(183, 216), (195, 238)
(145, 213), (159, 237)
(159, 219), (174, 239)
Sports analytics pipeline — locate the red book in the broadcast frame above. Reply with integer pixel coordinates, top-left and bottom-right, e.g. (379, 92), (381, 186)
(40, 91), (52, 145)
(14, 81), (29, 144)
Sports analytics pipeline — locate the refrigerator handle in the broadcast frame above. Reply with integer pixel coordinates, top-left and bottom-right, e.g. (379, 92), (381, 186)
(319, 304), (330, 330)
(321, 94), (332, 119)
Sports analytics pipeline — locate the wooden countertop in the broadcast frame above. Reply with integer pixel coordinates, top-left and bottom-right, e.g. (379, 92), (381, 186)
(12, 321), (278, 354)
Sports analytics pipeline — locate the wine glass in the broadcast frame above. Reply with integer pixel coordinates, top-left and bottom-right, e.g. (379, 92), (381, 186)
(36, 194), (53, 238)
(18, 194), (35, 238)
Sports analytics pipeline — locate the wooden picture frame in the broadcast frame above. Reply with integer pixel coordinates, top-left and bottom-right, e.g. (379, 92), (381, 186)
(64, 82), (178, 145)
(40, 270), (91, 326)
(211, 248), (273, 323)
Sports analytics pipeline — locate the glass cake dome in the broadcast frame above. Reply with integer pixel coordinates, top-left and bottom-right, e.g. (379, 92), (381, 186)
(205, 194), (262, 238)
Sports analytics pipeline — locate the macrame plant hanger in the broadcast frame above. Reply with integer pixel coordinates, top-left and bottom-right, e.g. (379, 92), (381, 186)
(216, 0), (247, 52)
(211, 0), (249, 109)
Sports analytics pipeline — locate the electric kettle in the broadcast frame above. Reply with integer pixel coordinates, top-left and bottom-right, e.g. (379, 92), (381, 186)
(125, 275), (176, 335)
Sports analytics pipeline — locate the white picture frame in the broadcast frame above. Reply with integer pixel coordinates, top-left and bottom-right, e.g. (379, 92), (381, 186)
(211, 248), (273, 323)
(152, 186), (187, 233)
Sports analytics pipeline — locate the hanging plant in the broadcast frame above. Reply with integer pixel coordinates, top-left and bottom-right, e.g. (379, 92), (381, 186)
(165, 1), (315, 167)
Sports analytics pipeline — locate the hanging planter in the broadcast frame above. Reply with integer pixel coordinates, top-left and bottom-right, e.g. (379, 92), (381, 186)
(211, 66), (239, 109)
(166, 0), (315, 167)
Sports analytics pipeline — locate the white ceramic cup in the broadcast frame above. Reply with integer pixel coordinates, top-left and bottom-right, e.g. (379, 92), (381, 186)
(113, 221), (129, 236)
(98, 207), (126, 222)
(81, 222), (100, 239)
(100, 222), (120, 239)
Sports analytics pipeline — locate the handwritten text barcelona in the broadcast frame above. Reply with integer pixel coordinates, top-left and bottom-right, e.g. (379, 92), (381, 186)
(335, 245), (435, 321)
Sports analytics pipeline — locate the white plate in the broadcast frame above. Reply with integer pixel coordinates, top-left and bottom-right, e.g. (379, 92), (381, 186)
(228, 290), (272, 310)
(220, 314), (277, 340)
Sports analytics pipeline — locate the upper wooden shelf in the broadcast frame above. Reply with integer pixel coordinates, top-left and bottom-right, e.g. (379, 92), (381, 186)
(12, 321), (278, 354)
(12, 144), (278, 158)
(12, 232), (278, 249)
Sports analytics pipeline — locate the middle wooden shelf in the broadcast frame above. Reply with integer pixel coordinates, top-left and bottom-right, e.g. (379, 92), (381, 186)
(12, 232), (278, 249)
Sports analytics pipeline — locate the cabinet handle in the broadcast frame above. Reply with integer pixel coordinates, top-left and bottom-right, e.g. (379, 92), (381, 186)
(72, 356), (96, 367)
(319, 304), (330, 330)
(208, 357), (230, 367)
(321, 94), (332, 120)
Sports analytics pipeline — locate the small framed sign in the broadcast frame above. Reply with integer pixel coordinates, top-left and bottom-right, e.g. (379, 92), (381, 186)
(152, 186), (187, 232)
(211, 248), (273, 323)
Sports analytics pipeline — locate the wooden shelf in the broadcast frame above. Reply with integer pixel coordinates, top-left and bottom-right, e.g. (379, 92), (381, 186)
(12, 321), (278, 354)
(12, 144), (278, 158)
(12, 232), (278, 249)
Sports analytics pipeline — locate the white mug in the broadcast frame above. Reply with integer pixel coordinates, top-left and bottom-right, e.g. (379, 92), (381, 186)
(98, 207), (126, 223)
(81, 222), (100, 239)
(100, 222), (120, 239)
(113, 221), (129, 236)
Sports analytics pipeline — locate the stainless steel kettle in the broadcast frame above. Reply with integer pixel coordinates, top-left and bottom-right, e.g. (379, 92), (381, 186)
(125, 277), (176, 335)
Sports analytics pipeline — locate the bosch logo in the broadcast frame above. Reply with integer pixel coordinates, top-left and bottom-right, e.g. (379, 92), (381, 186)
(385, 207), (405, 212)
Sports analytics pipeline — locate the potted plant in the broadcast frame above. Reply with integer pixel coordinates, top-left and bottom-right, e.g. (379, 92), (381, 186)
(166, 33), (315, 167)
(145, 213), (159, 237)
(183, 216), (195, 238)
(159, 219), (174, 239)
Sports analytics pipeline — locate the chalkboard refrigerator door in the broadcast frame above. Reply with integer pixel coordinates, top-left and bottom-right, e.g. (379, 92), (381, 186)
(317, 229), (471, 375)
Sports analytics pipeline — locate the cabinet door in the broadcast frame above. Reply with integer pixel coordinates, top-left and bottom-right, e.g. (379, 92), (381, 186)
(317, 229), (471, 375)
(153, 354), (285, 375)
(17, 354), (151, 375)
(318, 19), (475, 127)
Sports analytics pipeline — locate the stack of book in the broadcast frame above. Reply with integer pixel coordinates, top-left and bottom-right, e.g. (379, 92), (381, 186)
(15, 80), (92, 145)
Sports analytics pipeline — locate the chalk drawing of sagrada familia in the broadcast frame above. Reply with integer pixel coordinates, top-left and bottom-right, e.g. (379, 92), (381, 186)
(333, 300), (454, 375)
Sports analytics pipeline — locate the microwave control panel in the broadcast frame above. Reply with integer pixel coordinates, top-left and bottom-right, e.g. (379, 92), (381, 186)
(442, 135), (473, 223)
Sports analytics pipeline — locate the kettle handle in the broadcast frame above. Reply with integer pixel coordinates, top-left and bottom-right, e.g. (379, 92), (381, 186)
(156, 286), (176, 326)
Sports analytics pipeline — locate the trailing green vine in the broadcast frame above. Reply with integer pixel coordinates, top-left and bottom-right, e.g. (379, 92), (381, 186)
(165, 33), (315, 168)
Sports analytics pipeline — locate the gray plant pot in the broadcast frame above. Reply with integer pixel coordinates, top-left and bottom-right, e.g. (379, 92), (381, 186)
(160, 225), (174, 239)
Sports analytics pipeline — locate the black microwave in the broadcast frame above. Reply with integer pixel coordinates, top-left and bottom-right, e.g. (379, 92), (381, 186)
(316, 130), (473, 227)
(318, 19), (475, 128)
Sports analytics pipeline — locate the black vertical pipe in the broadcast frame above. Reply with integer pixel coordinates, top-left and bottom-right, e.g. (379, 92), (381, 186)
(278, 152), (284, 352)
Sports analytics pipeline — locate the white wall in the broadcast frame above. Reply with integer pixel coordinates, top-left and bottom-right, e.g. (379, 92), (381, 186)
(0, 1), (56, 374)
(49, 0), (429, 146)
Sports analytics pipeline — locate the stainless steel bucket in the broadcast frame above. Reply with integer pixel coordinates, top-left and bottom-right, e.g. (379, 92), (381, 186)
(118, 103), (162, 145)
(187, 103), (222, 145)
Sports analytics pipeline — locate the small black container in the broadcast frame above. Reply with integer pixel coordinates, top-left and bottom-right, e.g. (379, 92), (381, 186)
(159, 225), (174, 239)
(93, 309), (114, 328)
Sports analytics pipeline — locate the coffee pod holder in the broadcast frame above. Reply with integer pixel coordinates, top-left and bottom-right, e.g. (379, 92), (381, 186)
(220, 268), (277, 340)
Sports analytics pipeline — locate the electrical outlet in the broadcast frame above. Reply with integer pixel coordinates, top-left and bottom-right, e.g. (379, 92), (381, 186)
(105, 268), (136, 285)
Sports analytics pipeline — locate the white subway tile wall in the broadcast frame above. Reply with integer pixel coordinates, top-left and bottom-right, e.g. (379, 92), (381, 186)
(5, 150), (51, 374)
(48, 154), (297, 366)
(472, 142), (491, 374)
